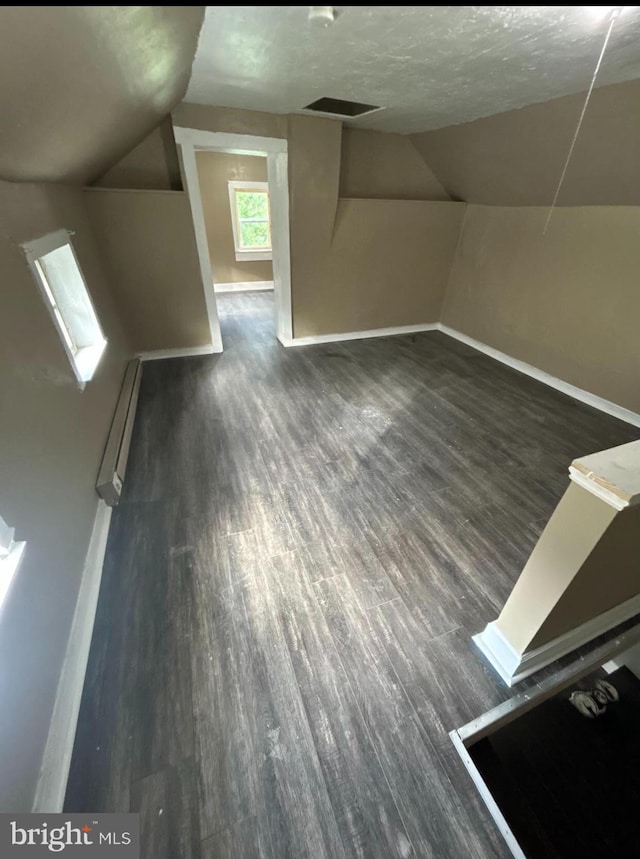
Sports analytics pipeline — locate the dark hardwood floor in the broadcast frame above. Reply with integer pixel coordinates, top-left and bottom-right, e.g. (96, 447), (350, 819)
(65, 291), (638, 858)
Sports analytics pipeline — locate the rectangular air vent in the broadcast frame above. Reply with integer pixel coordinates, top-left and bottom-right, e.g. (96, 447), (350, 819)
(303, 97), (382, 118)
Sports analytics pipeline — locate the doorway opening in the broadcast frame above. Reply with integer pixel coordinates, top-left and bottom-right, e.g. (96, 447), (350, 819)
(174, 128), (293, 351)
(195, 152), (275, 346)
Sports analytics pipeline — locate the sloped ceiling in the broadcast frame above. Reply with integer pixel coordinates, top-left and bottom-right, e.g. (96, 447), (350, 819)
(0, 6), (204, 184)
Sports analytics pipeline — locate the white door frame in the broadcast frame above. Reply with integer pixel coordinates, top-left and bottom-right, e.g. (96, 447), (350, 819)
(174, 127), (293, 350)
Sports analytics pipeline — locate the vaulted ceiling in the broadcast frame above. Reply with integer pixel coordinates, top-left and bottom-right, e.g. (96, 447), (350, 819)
(187, 6), (640, 134)
(0, 6), (204, 184)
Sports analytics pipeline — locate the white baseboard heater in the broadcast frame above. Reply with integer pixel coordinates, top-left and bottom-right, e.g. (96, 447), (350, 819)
(96, 358), (142, 506)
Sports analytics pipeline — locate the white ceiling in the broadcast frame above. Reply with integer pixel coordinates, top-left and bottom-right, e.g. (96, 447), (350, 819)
(186, 6), (640, 133)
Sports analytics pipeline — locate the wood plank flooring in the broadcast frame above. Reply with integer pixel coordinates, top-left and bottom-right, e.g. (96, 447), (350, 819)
(65, 291), (638, 857)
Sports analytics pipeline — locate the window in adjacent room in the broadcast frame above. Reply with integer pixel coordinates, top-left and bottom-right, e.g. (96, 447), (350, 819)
(22, 230), (107, 387)
(228, 180), (272, 262)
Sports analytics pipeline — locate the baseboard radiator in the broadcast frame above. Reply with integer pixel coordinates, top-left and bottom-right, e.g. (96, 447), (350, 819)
(96, 358), (142, 506)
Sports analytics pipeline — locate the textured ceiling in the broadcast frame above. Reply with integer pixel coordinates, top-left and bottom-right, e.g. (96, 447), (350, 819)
(0, 6), (203, 184)
(187, 6), (640, 133)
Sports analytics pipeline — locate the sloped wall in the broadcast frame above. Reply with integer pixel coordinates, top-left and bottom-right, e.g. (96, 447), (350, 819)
(0, 180), (131, 810)
(93, 118), (182, 191)
(340, 128), (449, 201)
(411, 78), (640, 206)
(0, 7), (203, 185)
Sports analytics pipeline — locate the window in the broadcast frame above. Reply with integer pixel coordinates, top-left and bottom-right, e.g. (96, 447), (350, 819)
(228, 181), (272, 262)
(23, 230), (107, 387)
(0, 514), (25, 616)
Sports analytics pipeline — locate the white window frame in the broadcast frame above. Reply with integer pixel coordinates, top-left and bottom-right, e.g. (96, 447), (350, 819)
(22, 229), (107, 389)
(227, 180), (272, 262)
(0, 514), (26, 617)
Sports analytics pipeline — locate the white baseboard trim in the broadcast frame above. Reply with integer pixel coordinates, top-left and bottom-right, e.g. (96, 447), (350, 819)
(32, 501), (113, 812)
(473, 623), (523, 686)
(439, 324), (640, 428)
(474, 591), (640, 687)
(283, 322), (439, 347)
(138, 345), (218, 361)
(214, 281), (274, 293)
(138, 322), (639, 428)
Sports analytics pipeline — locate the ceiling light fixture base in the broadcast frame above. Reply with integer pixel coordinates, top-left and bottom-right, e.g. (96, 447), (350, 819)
(308, 7), (336, 25)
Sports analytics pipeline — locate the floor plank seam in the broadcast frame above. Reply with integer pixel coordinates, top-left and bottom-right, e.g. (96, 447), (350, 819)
(368, 606), (504, 844)
(258, 566), (350, 859)
(309, 577), (418, 859)
(364, 596), (403, 611)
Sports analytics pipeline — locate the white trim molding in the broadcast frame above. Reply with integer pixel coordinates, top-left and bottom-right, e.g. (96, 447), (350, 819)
(235, 250), (272, 262)
(32, 501), (112, 812)
(125, 305), (639, 434)
(138, 345), (216, 362)
(173, 127), (287, 154)
(440, 324), (640, 428)
(214, 281), (274, 294)
(175, 142), (223, 353)
(278, 321), (634, 427)
(173, 126), (292, 348)
(283, 322), (439, 347)
(473, 623), (524, 686)
(266, 149), (293, 345)
(474, 591), (640, 686)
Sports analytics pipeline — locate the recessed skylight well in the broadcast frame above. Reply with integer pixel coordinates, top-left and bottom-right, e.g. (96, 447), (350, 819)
(302, 97), (383, 118)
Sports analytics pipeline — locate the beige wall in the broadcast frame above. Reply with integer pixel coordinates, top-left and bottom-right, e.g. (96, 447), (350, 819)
(173, 106), (343, 336)
(94, 118), (183, 191)
(170, 106), (462, 339)
(84, 189), (210, 352)
(0, 179), (131, 810)
(296, 199), (464, 337)
(167, 102), (638, 420)
(286, 113), (343, 338)
(195, 151), (273, 284)
(340, 127), (449, 201)
(411, 78), (640, 206)
(443, 204), (640, 414)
